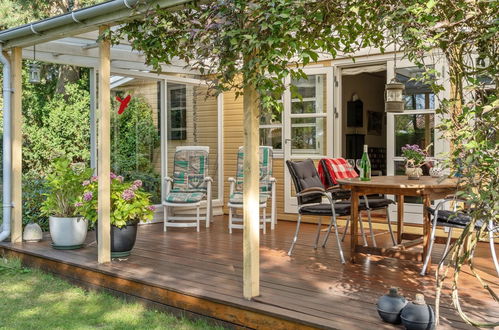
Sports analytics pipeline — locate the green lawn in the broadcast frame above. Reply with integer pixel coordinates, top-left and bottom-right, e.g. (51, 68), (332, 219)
(0, 258), (222, 330)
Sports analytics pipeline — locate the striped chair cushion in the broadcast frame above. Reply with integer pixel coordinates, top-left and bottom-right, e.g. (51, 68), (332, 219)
(172, 148), (209, 193)
(165, 192), (206, 203)
(229, 192), (270, 205)
(235, 146), (273, 194)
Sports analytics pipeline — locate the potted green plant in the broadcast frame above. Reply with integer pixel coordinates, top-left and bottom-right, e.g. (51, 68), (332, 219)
(41, 158), (93, 249)
(401, 144), (430, 180)
(76, 173), (155, 257)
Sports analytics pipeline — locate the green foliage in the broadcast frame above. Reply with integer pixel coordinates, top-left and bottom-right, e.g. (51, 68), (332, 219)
(23, 82), (92, 175)
(22, 175), (49, 230)
(76, 175), (155, 228)
(116, 0), (386, 111)
(111, 96), (160, 174)
(40, 158), (93, 218)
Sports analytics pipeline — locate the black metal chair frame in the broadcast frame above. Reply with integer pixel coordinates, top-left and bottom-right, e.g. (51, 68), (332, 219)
(421, 196), (499, 276)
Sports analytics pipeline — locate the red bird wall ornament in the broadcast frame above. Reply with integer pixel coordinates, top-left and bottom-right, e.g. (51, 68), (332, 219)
(116, 95), (131, 114)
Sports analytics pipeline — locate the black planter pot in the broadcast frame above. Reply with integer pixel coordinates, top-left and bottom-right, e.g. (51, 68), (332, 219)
(95, 223), (138, 258)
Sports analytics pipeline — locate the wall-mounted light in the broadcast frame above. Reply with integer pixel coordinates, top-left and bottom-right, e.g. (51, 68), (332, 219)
(385, 79), (405, 112)
(29, 45), (41, 84)
(385, 36), (405, 113)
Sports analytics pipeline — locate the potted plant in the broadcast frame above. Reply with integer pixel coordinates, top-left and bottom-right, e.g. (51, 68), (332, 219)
(76, 173), (155, 258)
(401, 144), (430, 180)
(41, 158), (93, 249)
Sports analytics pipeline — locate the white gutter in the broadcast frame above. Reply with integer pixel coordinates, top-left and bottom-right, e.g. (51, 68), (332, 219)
(0, 45), (12, 241)
(0, 0), (142, 43)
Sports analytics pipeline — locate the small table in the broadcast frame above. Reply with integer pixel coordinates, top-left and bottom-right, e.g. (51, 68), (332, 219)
(337, 176), (457, 266)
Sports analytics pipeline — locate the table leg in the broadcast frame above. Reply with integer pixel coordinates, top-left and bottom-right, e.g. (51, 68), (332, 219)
(396, 195), (404, 244)
(423, 194), (431, 267)
(350, 190), (359, 263)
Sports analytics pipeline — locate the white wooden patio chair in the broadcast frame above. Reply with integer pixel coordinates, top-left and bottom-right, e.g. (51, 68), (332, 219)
(227, 146), (276, 234)
(163, 146), (212, 232)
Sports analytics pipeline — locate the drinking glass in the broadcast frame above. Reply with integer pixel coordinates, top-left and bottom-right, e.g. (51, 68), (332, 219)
(347, 159), (355, 170)
(355, 159), (362, 172)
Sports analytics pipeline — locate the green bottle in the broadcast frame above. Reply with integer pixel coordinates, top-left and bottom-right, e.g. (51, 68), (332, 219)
(360, 144), (371, 181)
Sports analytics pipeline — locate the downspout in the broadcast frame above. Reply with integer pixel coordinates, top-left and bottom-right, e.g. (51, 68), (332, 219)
(0, 44), (12, 242)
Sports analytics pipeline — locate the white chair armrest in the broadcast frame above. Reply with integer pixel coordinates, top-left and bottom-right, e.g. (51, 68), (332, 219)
(270, 177), (276, 183)
(228, 177), (236, 183)
(204, 176), (213, 182)
(164, 176), (173, 182)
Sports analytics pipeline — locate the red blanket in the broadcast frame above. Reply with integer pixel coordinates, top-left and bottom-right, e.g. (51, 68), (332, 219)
(318, 157), (358, 187)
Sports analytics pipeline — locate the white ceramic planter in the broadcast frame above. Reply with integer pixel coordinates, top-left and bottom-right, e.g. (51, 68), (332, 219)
(49, 216), (88, 249)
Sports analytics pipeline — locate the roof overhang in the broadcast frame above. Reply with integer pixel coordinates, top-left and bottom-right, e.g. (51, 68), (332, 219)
(0, 0), (192, 49)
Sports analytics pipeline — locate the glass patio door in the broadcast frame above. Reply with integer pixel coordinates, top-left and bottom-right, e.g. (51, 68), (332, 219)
(386, 58), (448, 223)
(283, 67), (336, 213)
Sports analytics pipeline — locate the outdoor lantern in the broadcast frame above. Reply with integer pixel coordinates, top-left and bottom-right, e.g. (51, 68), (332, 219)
(29, 62), (41, 84)
(385, 79), (405, 112)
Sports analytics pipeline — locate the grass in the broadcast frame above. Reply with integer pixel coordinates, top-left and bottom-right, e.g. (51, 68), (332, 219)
(0, 257), (223, 330)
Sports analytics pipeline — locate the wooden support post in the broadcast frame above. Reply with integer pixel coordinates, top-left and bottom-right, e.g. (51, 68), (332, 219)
(242, 82), (260, 299)
(10, 47), (22, 243)
(97, 26), (111, 264)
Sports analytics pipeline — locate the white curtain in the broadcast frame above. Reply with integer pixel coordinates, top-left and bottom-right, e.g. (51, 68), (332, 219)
(341, 64), (386, 76)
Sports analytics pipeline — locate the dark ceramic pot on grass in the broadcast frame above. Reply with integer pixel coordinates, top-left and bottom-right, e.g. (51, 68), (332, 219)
(95, 222), (138, 258)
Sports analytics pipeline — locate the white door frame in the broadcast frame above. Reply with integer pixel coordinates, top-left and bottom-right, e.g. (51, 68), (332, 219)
(284, 66), (335, 213)
(386, 56), (447, 223)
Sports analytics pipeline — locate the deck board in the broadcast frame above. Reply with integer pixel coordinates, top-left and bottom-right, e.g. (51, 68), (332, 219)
(1, 216), (497, 329)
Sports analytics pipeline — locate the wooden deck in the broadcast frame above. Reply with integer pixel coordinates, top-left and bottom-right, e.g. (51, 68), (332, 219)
(1, 217), (498, 329)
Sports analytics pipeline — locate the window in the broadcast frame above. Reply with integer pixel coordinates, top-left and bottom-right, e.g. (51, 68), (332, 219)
(259, 99), (283, 151)
(290, 75), (326, 155)
(168, 85), (187, 140)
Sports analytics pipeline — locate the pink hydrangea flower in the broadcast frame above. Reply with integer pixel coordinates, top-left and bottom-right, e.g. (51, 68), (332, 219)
(133, 180), (143, 188)
(147, 205), (155, 211)
(110, 172), (117, 179)
(91, 175), (98, 182)
(74, 202), (83, 207)
(121, 189), (135, 201)
(117, 175), (124, 182)
(83, 191), (93, 202)
(82, 180), (91, 186)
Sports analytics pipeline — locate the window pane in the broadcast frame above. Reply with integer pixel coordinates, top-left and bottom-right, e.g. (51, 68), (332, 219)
(111, 79), (162, 204)
(291, 101), (316, 114)
(260, 102), (283, 125)
(396, 66), (435, 110)
(291, 117), (326, 155)
(167, 84), (220, 200)
(168, 84), (187, 140)
(395, 113), (434, 157)
(292, 75), (317, 98)
(260, 127), (282, 150)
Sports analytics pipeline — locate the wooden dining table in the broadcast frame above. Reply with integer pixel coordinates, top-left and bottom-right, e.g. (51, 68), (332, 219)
(336, 176), (458, 266)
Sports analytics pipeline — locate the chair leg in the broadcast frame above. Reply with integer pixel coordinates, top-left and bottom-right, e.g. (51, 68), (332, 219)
(262, 207), (266, 235)
(366, 208), (377, 247)
(358, 213), (368, 247)
(332, 214), (346, 264)
(314, 216), (323, 249)
(488, 220), (499, 277)
(386, 207), (396, 246)
(196, 205), (200, 232)
(441, 228), (453, 263)
(421, 213), (439, 276)
(322, 214), (336, 247)
(341, 216), (350, 242)
(288, 214), (302, 256)
(163, 205), (168, 232)
(229, 206), (233, 234)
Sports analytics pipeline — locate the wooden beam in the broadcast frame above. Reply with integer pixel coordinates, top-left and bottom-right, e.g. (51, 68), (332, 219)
(97, 26), (111, 264)
(10, 47), (22, 243)
(242, 81), (260, 299)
